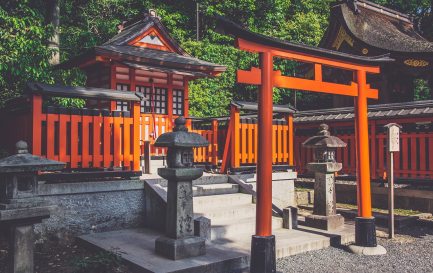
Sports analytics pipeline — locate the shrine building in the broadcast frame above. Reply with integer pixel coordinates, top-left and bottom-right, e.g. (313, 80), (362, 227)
(320, 0), (433, 107)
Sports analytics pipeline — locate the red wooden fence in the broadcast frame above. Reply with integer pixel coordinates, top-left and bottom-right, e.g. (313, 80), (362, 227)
(31, 95), (141, 170)
(294, 117), (433, 180)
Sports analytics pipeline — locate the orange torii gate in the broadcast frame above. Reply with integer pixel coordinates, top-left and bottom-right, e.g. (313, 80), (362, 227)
(216, 17), (393, 272)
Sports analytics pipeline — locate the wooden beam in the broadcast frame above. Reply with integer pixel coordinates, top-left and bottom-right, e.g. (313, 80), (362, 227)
(236, 38), (381, 74)
(237, 68), (378, 99)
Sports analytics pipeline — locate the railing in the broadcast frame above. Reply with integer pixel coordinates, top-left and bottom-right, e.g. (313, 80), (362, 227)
(191, 105), (295, 172)
(31, 94), (141, 171)
(294, 117), (433, 180)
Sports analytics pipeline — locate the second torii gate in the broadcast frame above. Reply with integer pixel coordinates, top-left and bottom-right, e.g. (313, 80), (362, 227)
(216, 16), (393, 272)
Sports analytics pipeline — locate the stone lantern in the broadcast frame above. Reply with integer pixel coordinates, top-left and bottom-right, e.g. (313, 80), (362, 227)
(302, 124), (347, 231)
(0, 141), (65, 273)
(153, 117), (209, 260)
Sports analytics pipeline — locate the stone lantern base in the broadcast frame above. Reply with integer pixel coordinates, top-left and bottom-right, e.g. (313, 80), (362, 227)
(304, 162), (344, 231)
(155, 236), (206, 260)
(305, 214), (344, 231)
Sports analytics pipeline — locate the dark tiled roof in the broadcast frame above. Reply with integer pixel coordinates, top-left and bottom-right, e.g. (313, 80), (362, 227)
(215, 16), (394, 65)
(27, 82), (143, 102)
(231, 101), (297, 114)
(96, 45), (226, 72)
(121, 62), (211, 77)
(103, 16), (188, 56)
(337, 1), (433, 53)
(294, 100), (433, 123)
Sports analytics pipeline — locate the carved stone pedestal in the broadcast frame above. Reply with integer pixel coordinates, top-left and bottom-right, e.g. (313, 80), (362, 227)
(305, 162), (344, 231)
(155, 168), (206, 260)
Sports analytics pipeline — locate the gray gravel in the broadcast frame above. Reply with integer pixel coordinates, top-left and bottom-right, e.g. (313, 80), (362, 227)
(277, 226), (433, 273)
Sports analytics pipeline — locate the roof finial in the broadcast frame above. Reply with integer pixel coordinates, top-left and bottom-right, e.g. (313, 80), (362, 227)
(16, 141), (29, 154)
(347, 0), (360, 14)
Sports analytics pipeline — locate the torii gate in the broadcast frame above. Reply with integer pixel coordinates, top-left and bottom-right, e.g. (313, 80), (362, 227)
(216, 17), (393, 272)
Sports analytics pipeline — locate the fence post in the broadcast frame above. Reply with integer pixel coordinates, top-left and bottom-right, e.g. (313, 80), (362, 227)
(231, 106), (240, 169)
(286, 114), (294, 166)
(132, 101), (141, 171)
(212, 119), (218, 166)
(32, 95), (43, 156)
(370, 120), (377, 179)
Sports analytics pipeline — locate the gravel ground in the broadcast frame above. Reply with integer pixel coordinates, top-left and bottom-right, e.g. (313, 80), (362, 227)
(277, 226), (433, 273)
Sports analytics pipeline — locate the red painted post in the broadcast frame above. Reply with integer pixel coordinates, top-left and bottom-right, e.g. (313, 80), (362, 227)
(32, 95), (43, 155)
(211, 119), (218, 166)
(250, 51), (276, 273)
(256, 51), (273, 237)
(353, 70), (378, 249)
(132, 101), (141, 171)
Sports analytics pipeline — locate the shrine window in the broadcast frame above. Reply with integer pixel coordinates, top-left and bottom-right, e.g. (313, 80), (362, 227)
(172, 89), (184, 116)
(136, 85), (167, 114)
(116, 84), (130, 112)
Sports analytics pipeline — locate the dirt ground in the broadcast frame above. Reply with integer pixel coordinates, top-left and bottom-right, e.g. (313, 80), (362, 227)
(0, 238), (131, 273)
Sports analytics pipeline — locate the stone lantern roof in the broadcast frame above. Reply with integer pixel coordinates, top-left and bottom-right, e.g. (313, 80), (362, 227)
(154, 117), (209, 148)
(302, 124), (347, 149)
(0, 141), (65, 173)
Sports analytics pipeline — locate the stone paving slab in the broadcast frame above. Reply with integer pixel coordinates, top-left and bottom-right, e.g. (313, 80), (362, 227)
(78, 224), (355, 273)
(211, 223), (355, 258)
(78, 228), (249, 273)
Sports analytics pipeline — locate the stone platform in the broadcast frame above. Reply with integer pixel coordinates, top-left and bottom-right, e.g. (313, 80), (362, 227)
(79, 228), (249, 273)
(78, 223), (355, 273)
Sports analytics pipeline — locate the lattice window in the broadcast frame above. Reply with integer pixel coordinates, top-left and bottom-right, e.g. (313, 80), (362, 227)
(136, 85), (167, 114)
(172, 89), (184, 116)
(116, 84), (130, 111)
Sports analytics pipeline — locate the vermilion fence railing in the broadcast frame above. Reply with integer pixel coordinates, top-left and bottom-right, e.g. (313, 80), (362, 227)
(192, 106), (295, 172)
(31, 95), (141, 170)
(294, 117), (433, 180)
(3, 93), (433, 181)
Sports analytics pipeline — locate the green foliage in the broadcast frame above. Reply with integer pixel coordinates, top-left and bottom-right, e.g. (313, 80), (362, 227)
(0, 1), (54, 107)
(0, 0), (432, 114)
(414, 79), (431, 101)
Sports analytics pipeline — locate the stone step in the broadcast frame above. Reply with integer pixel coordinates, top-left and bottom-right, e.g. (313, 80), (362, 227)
(210, 216), (283, 241)
(213, 226), (351, 259)
(156, 174), (229, 187)
(193, 183), (239, 197)
(193, 193), (252, 209)
(160, 183), (240, 197)
(195, 204), (256, 221)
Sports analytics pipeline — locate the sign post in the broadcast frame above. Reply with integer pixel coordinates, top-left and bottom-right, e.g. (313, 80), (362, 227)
(384, 123), (401, 239)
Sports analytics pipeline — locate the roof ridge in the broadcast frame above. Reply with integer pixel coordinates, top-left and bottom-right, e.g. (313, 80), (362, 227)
(353, 0), (412, 23)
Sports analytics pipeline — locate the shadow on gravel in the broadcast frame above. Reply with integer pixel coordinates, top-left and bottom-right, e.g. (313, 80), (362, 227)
(396, 225), (433, 238)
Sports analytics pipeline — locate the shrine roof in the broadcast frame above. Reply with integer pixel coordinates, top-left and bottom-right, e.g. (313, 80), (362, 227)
(329, 0), (433, 53)
(102, 15), (187, 55)
(96, 45), (226, 72)
(231, 101), (296, 114)
(294, 100), (433, 123)
(215, 16), (393, 65)
(56, 13), (226, 75)
(27, 82), (144, 102)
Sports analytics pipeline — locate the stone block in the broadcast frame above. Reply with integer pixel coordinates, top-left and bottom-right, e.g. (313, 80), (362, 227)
(194, 216), (211, 241)
(155, 235), (206, 260)
(283, 206), (298, 229)
(271, 179), (296, 209)
(305, 214), (344, 231)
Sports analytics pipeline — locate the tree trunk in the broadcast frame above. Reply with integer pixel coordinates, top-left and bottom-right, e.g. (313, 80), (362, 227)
(47, 0), (60, 65)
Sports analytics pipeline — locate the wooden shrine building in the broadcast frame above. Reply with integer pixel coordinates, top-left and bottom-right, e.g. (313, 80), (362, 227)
(320, 0), (433, 107)
(56, 10), (226, 137)
(0, 11), (226, 172)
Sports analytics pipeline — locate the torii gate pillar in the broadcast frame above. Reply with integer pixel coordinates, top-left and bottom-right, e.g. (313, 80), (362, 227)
(250, 51), (276, 273)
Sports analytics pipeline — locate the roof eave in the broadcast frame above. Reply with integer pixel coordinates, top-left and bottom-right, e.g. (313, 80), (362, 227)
(214, 16), (394, 65)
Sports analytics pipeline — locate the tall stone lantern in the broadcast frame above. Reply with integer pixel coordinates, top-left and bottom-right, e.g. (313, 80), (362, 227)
(153, 117), (209, 260)
(302, 124), (347, 231)
(0, 141), (65, 273)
